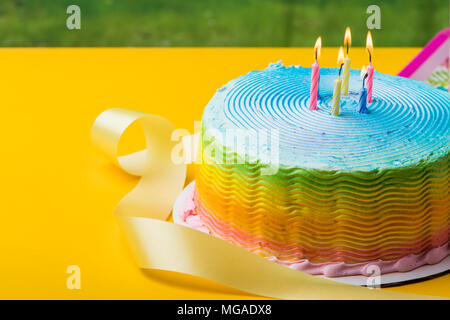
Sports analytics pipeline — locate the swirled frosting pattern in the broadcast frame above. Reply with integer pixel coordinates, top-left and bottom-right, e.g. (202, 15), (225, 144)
(194, 62), (450, 276)
(203, 61), (449, 170)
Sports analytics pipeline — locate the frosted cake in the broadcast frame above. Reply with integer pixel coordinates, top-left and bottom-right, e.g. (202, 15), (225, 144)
(189, 62), (450, 277)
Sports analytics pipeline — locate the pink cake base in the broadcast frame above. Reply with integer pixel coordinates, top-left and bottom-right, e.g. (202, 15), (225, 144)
(175, 182), (450, 278)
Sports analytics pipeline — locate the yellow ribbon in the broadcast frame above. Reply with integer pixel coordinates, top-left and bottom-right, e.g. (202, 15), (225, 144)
(91, 108), (442, 300)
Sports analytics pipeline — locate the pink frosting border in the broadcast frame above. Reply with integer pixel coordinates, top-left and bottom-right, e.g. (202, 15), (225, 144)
(177, 191), (450, 278)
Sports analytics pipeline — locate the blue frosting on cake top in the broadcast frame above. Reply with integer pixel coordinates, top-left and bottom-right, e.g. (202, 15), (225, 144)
(202, 62), (450, 171)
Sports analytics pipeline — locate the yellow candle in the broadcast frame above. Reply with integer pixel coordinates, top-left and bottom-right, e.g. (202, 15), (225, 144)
(342, 57), (351, 95)
(331, 47), (345, 116)
(341, 27), (352, 95)
(331, 78), (342, 116)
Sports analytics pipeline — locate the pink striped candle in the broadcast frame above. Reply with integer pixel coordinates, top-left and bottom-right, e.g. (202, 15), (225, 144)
(309, 61), (320, 110)
(367, 63), (374, 103)
(366, 31), (375, 103)
(309, 36), (322, 110)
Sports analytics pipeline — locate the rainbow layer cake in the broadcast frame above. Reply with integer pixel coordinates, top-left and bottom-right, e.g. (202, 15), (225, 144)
(189, 62), (450, 277)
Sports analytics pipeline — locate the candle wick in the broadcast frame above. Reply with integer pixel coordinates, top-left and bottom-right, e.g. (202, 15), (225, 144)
(368, 49), (372, 64)
(339, 63), (344, 77)
(363, 73), (368, 88)
(346, 43), (349, 56)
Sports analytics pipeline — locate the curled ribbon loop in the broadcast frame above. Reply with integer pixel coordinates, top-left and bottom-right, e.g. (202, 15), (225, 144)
(91, 108), (441, 300)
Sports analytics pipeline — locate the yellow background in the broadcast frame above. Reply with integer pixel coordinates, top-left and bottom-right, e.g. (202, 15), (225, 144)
(0, 48), (448, 299)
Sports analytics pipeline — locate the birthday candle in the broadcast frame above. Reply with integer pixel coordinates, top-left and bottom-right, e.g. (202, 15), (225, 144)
(341, 27), (352, 95)
(331, 47), (345, 116)
(309, 37), (321, 110)
(359, 87), (368, 113)
(331, 78), (342, 116)
(366, 31), (375, 103)
(310, 61), (319, 110)
(366, 63), (374, 103)
(342, 57), (351, 95)
(358, 66), (369, 114)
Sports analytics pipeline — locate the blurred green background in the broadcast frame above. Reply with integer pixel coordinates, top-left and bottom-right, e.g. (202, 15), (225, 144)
(0, 0), (448, 47)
